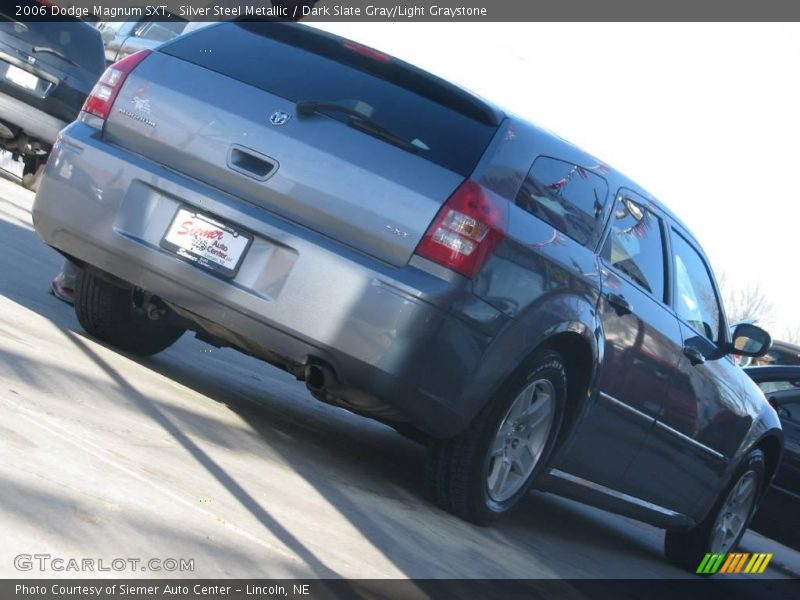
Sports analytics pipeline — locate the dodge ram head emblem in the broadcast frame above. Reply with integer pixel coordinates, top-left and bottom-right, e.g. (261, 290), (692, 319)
(269, 111), (291, 126)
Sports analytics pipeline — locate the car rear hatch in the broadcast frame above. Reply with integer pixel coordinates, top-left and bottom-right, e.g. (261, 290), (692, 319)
(101, 22), (502, 266)
(0, 15), (104, 122)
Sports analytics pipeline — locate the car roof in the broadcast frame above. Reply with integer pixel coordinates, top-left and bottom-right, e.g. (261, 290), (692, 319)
(208, 20), (702, 246)
(772, 340), (800, 354)
(504, 111), (699, 244)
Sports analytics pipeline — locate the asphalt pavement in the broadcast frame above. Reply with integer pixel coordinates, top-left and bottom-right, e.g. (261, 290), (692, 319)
(0, 168), (798, 581)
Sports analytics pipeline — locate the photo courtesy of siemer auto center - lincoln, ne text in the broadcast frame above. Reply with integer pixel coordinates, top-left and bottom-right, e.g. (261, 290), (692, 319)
(0, 1), (799, 599)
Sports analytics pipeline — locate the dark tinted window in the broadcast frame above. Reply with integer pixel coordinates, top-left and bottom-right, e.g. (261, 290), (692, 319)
(757, 380), (800, 394)
(515, 157), (609, 245)
(0, 19), (104, 76)
(671, 232), (722, 341)
(601, 195), (666, 301)
(162, 22), (499, 176)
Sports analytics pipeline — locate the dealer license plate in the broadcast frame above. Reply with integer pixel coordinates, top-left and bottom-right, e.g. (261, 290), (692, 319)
(160, 209), (252, 278)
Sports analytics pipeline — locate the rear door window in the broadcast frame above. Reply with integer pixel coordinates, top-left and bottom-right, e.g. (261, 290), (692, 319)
(516, 157), (609, 246)
(160, 22), (499, 176)
(600, 194), (666, 301)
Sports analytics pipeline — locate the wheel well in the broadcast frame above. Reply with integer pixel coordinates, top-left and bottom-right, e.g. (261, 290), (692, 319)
(755, 434), (782, 487)
(541, 332), (594, 437)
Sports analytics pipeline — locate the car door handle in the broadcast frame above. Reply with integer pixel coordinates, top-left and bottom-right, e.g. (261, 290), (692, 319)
(227, 145), (277, 181)
(607, 293), (633, 316)
(683, 346), (706, 366)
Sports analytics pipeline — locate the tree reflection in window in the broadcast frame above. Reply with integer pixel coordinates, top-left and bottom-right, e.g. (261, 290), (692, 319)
(601, 195), (666, 302)
(671, 232), (722, 341)
(516, 157), (609, 246)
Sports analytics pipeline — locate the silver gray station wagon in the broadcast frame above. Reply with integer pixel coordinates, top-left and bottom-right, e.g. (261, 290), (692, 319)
(33, 21), (782, 573)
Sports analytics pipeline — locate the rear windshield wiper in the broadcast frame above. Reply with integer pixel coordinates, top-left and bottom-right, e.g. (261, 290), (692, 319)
(296, 100), (420, 154)
(32, 46), (81, 69)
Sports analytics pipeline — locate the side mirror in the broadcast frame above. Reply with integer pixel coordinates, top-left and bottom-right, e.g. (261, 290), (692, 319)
(728, 323), (772, 358)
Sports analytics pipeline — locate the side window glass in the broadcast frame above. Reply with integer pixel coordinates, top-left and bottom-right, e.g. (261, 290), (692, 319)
(759, 381), (800, 394)
(515, 157), (608, 246)
(777, 400), (800, 425)
(671, 232), (722, 341)
(98, 21), (126, 36)
(600, 195), (666, 301)
(136, 22), (186, 42)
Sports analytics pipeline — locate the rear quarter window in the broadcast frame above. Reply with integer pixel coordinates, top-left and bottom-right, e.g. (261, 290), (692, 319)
(160, 22), (499, 176)
(515, 156), (609, 246)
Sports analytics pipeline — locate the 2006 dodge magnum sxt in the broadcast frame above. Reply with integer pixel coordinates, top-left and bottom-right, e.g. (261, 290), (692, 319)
(32, 21), (782, 573)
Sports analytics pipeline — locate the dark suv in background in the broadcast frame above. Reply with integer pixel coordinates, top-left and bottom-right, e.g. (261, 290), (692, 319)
(32, 22), (782, 573)
(0, 10), (104, 189)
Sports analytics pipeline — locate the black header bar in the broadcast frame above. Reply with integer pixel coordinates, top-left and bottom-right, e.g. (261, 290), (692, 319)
(5, 0), (800, 22)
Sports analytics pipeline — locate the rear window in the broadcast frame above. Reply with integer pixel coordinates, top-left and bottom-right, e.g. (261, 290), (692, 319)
(161, 22), (499, 176)
(0, 18), (104, 77)
(515, 157), (609, 245)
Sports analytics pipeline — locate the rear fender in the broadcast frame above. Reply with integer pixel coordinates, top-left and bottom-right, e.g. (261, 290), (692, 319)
(453, 290), (600, 433)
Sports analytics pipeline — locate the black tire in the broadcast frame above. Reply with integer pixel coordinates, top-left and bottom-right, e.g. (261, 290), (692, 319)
(664, 449), (765, 575)
(74, 268), (184, 357)
(427, 350), (566, 524)
(21, 160), (45, 192)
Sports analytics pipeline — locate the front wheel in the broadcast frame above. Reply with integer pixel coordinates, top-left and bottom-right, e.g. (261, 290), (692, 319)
(664, 449), (765, 574)
(427, 350), (566, 524)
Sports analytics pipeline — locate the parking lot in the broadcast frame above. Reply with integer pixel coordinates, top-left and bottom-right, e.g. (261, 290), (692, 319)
(1, 171), (799, 581)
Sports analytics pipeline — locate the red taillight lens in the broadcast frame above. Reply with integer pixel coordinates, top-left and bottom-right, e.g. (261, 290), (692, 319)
(415, 180), (508, 279)
(82, 50), (151, 120)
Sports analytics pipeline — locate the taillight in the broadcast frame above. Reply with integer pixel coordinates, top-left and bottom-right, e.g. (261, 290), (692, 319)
(415, 180), (507, 278)
(82, 50), (151, 120)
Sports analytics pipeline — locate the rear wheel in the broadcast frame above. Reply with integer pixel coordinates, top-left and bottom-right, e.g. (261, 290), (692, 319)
(427, 350), (566, 524)
(74, 268), (184, 356)
(664, 449), (765, 574)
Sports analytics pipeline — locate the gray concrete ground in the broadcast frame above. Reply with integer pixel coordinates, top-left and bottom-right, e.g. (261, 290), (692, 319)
(0, 167), (798, 580)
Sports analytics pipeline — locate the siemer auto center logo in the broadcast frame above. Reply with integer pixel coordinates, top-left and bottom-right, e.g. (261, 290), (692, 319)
(696, 552), (773, 575)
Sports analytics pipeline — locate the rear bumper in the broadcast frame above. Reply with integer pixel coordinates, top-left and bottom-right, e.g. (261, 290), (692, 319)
(0, 90), (66, 144)
(33, 122), (507, 437)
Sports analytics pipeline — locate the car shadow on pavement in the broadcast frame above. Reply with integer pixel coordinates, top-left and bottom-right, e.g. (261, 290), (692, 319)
(145, 344), (674, 578)
(62, 329), (353, 583)
(0, 211), (674, 579)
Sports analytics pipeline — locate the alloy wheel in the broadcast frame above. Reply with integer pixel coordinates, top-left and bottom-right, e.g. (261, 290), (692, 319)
(710, 471), (758, 554)
(486, 378), (556, 502)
